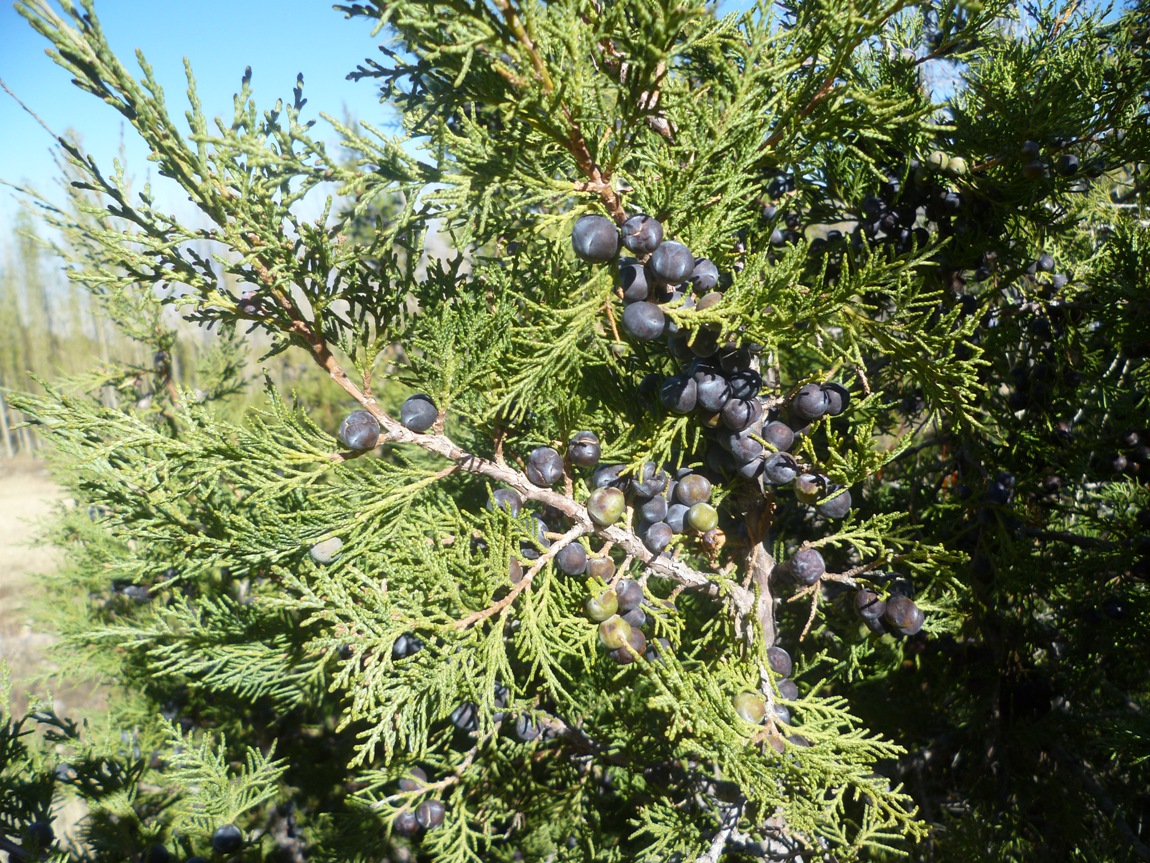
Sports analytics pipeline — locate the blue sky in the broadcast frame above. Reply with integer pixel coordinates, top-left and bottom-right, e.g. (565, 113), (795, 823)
(0, 1), (755, 236)
(0, 1), (397, 234)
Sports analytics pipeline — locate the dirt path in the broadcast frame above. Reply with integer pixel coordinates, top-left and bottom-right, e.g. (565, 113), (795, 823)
(0, 464), (67, 716)
(0, 462), (96, 844)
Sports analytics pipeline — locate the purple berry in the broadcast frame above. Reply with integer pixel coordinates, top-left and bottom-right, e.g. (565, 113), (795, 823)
(622, 606), (647, 628)
(488, 488), (523, 516)
(620, 259), (650, 303)
(723, 430), (763, 463)
(648, 241), (695, 284)
(767, 645), (792, 676)
(780, 547), (825, 585)
(568, 431), (601, 467)
(674, 473), (712, 506)
(688, 258), (720, 292)
(555, 542), (588, 575)
(665, 503), (690, 533)
(791, 384), (830, 421)
(721, 398), (762, 432)
(593, 464), (628, 489)
(762, 452), (798, 485)
(211, 825), (243, 855)
(526, 446), (564, 487)
(884, 594), (924, 635)
(761, 421), (794, 452)
(622, 302), (666, 341)
(416, 799), (446, 829)
(400, 394), (438, 433)
(817, 487), (852, 519)
(572, 214), (619, 263)
(727, 369), (762, 400)
(338, 410), (381, 450)
(694, 369), (732, 413)
(660, 373), (698, 414)
(620, 214), (664, 254)
(615, 578), (644, 613)
(855, 589), (886, 621)
(394, 810), (420, 837)
(641, 521), (674, 553)
(638, 494), (668, 523)
(821, 382), (851, 416)
(631, 462), (668, 498)
(399, 767), (428, 791)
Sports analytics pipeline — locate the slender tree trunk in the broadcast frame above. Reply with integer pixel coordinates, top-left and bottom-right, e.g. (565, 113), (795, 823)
(0, 387), (14, 459)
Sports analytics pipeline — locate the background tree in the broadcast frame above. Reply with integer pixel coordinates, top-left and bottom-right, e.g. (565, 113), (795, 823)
(3, 0), (1149, 861)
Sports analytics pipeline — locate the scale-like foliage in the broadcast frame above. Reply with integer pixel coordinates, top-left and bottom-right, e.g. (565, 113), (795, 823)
(4, 0), (1149, 861)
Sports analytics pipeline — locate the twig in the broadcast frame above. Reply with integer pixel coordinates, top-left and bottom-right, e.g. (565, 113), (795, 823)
(1018, 527), (1117, 550)
(1049, 0), (1080, 39)
(492, 0), (623, 220)
(453, 524), (585, 630)
(0, 835), (30, 862)
(595, 44), (676, 143)
(0, 76), (60, 141)
(695, 803), (743, 863)
(372, 732), (491, 810)
(743, 501), (777, 648)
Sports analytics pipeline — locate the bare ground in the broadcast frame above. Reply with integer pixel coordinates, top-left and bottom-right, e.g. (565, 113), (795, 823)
(0, 459), (94, 848)
(0, 461), (66, 713)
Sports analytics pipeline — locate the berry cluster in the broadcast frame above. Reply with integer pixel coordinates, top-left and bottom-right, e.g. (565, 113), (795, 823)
(569, 210), (936, 722)
(587, 577), (671, 665)
(392, 768), (447, 837)
(1106, 428), (1150, 481)
(573, 212), (856, 515)
(853, 583), (925, 636)
(491, 430), (685, 665)
(732, 643), (808, 745)
(571, 213), (724, 347)
(335, 394), (439, 452)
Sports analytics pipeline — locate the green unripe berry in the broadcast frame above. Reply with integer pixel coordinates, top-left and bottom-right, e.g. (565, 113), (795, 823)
(585, 555), (616, 581)
(686, 502), (719, 533)
(586, 487), (626, 526)
(586, 589), (619, 621)
(734, 691), (767, 724)
(309, 537), (343, 564)
(598, 615), (633, 650)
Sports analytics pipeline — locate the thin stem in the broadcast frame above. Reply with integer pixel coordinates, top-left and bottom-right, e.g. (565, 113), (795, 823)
(453, 523), (585, 630)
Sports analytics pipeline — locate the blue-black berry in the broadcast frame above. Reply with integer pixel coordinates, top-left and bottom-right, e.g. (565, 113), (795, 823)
(211, 824), (243, 855)
(400, 394), (438, 433)
(526, 446), (564, 487)
(620, 214), (663, 255)
(622, 302), (666, 341)
(338, 410), (381, 450)
(648, 241), (695, 284)
(572, 214), (619, 263)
